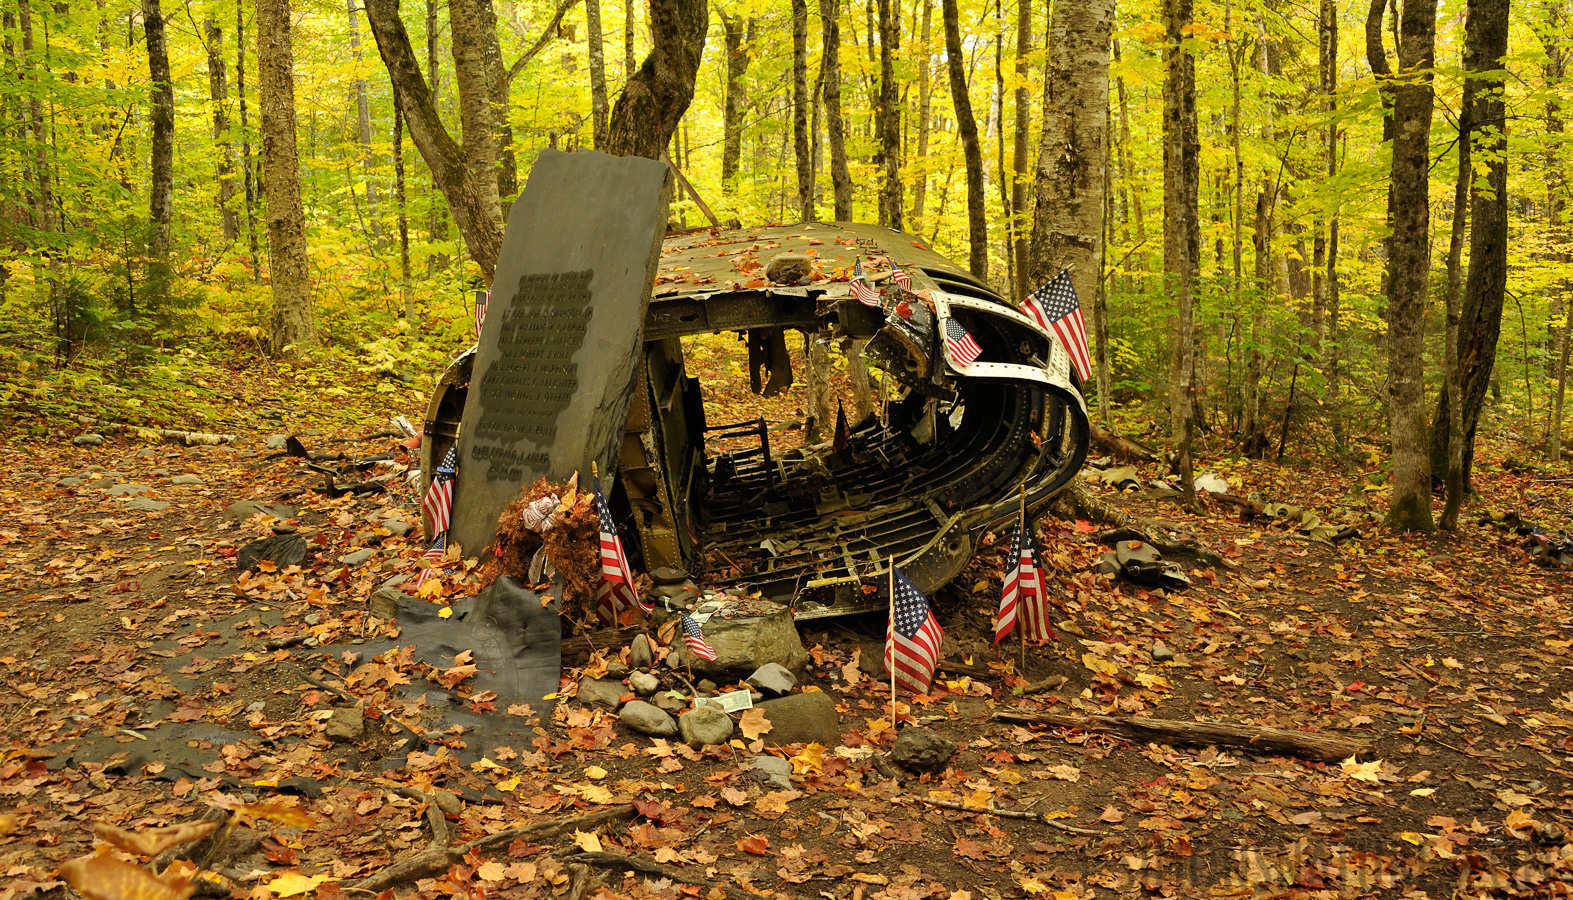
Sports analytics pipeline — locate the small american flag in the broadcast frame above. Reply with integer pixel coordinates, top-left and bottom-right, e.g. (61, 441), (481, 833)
(592, 474), (650, 626)
(851, 259), (881, 307)
(944, 318), (982, 369)
(884, 567), (944, 696)
(682, 613), (717, 661)
(1021, 270), (1091, 382)
(474, 289), (489, 339)
(996, 510), (1056, 645)
(422, 532), (448, 565)
(422, 444), (458, 539)
(892, 267), (912, 291)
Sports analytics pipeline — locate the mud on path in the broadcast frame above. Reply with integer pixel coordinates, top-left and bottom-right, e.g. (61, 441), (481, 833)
(2, 403), (1573, 899)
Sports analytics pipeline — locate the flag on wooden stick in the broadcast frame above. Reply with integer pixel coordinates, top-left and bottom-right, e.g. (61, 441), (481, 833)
(681, 613), (717, 660)
(885, 567), (944, 696)
(422, 444), (458, 539)
(592, 474), (649, 626)
(1020, 269), (1091, 383)
(943, 318), (982, 369)
(996, 507), (1056, 644)
(851, 259), (881, 307)
(474, 289), (489, 339)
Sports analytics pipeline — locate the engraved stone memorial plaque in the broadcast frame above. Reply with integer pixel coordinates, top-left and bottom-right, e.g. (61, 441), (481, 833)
(449, 149), (671, 556)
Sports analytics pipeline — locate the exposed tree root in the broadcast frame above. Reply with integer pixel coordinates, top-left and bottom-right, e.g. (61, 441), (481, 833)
(995, 710), (1367, 762)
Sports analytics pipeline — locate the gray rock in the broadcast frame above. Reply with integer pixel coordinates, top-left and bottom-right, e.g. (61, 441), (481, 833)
(746, 663), (797, 697)
(629, 671), (661, 696)
(678, 706), (734, 748)
(128, 498), (170, 512)
(170, 474), (203, 485)
(105, 483), (151, 497)
(765, 252), (814, 285)
(605, 660), (630, 678)
(858, 643), (887, 679)
(680, 605), (809, 678)
(266, 434), (289, 450)
(369, 587), (407, 620)
(339, 548), (376, 566)
(1152, 641), (1175, 662)
(86, 477), (114, 490)
(72, 434), (104, 446)
(649, 566), (690, 586)
(225, 500), (295, 524)
(56, 477), (82, 487)
(653, 691), (688, 713)
(755, 692), (840, 747)
(696, 679), (717, 694)
(651, 584), (699, 608)
(17, 471), (40, 480)
(384, 520), (414, 538)
(577, 676), (627, 710)
(747, 754), (793, 789)
(304, 613), (322, 626)
(619, 700), (678, 737)
(237, 534), (308, 571)
(325, 707), (365, 742)
(1096, 552), (1121, 575)
(890, 726), (957, 774)
(629, 634), (654, 669)
(1115, 540), (1162, 567)
(246, 701), (266, 713)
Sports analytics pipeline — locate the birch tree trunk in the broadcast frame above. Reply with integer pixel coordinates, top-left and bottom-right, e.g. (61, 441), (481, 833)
(1373, 0), (1438, 531)
(941, 0), (985, 276)
(1028, 0), (1113, 305)
(143, 0), (174, 298)
(820, 0), (851, 219)
(258, 0), (318, 351)
(205, 20), (239, 244)
(876, 0), (902, 228)
(587, 0), (608, 148)
(792, 0), (813, 221)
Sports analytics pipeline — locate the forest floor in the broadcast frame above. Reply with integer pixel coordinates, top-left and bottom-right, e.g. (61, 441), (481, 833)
(3, 340), (1573, 900)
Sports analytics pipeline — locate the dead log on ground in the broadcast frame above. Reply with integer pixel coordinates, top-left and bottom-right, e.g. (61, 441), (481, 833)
(561, 852), (773, 900)
(351, 802), (635, 893)
(1201, 491), (1265, 518)
(75, 416), (235, 446)
(561, 625), (646, 662)
(994, 710), (1367, 762)
(1089, 423), (1158, 463)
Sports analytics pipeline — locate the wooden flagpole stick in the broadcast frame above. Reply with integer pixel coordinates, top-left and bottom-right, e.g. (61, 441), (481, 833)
(1018, 485), (1028, 676)
(888, 553), (898, 728)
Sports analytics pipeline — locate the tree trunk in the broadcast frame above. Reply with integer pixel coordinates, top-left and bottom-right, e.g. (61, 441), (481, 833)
(1374, 0), (1438, 531)
(18, 0), (62, 355)
(205, 20), (239, 244)
(941, 0), (984, 276)
(237, 0), (261, 280)
(819, 0), (851, 219)
(875, 0), (902, 229)
(1028, 0), (1112, 305)
(719, 10), (751, 193)
(143, 0), (174, 297)
(258, 0), (318, 351)
(804, 333), (835, 442)
(605, 0), (708, 159)
(1438, 0), (1475, 528)
(364, 0), (504, 279)
(1544, 5), (1568, 460)
(1009, 0), (1031, 300)
(1431, 0), (1509, 499)
(395, 103), (413, 321)
(1163, 0), (1199, 505)
(909, 0), (932, 224)
(587, 0), (608, 148)
(348, 0), (379, 236)
(792, 0), (813, 221)
(1321, 0), (1343, 455)
(624, 0), (636, 78)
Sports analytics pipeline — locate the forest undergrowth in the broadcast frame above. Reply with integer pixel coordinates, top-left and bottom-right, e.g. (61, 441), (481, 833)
(2, 339), (1573, 899)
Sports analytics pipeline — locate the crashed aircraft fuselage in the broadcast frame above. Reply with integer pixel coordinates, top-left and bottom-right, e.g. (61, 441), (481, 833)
(424, 222), (1089, 618)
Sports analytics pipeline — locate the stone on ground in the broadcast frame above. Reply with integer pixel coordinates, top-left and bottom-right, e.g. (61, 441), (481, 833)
(128, 498), (170, 512)
(170, 474), (203, 485)
(746, 663), (797, 697)
(681, 605), (808, 678)
(629, 634), (654, 669)
(678, 706), (734, 748)
(755, 692), (840, 747)
(325, 707), (365, 742)
(576, 676), (626, 711)
(747, 754), (794, 789)
(339, 548), (376, 566)
(73, 434), (104, 446)
(1115, 540), (1162, 567)
(237, 534), (308, 572)
(619, 700), (678, 737)
(226, 500), (295, 524)
(629, 671), (660, 696)
(890, 726), (956, 774)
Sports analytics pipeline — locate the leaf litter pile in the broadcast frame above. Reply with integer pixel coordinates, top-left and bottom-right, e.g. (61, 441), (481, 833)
(2, 353), (1573, 899)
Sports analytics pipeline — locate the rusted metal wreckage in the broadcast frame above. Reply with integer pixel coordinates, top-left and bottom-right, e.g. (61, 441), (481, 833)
(423, 220), (1090, 620)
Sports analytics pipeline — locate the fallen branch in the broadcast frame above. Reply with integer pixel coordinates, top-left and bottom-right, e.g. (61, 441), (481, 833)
(1096, 524), (1225, 569)
(936, 661), (997, 681)
(1201, 491), (1264, 518)
(1019, 675), (1068, 695)
(560, 625), (645, 662)
(350, 804), (635, 893)
(1088, 423), (1158, 463)
(75, 416), (235, 446)
(559, 851), (773, 900)
(917, 797), (1101, 835)
(994, 710), (1367, 762)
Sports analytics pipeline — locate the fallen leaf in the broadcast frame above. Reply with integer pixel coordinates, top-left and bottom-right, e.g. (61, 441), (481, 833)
(736, 834), (771, 856)
(58, 854), (195, 900)
(1341, 757), (1382, 783)
(572, 830), (603, 853)
(92, 821), (218, 857)
(265, 872), (332, 897)
(739, 708), (772, 741)
(1098, 805), (1126, 823)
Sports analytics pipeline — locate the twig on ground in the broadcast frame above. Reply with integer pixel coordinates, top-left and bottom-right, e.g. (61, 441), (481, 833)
(917, 797), (1102, 835)
(559, 852), (773, 900)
